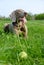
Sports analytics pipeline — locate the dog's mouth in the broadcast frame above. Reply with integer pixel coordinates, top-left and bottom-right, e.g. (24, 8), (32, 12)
(19, 17), (27, 23)
(19, 18), (24, 22)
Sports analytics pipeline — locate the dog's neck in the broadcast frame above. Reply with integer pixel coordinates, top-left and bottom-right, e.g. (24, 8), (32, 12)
(12, 22), (18, 27)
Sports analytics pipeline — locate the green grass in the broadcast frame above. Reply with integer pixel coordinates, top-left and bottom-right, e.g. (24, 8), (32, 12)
(0, 20), (44, 65)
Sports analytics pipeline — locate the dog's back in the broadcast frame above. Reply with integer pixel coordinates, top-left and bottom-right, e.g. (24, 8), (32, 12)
(4, 22), (18, 33)
(4, 23), (9, 33)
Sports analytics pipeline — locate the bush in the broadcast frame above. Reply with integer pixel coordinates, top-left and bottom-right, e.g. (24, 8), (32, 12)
(35, 13), (44, 20)
(0, 16), (10, 21)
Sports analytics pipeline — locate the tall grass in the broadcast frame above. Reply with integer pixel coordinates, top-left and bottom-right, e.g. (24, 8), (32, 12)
(0, 20), (44, 65)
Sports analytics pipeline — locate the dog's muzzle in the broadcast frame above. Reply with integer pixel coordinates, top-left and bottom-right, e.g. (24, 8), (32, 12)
(19, 17), (27, 23)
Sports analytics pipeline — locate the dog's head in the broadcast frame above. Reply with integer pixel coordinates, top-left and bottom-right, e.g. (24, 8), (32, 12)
(9, 9), (27, 24)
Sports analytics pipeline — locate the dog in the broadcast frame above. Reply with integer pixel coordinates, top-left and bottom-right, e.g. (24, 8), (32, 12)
(4, 9), (28, 37)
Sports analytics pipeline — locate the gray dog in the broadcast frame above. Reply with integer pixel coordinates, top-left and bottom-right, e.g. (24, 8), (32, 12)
(4, 9), (28, 37)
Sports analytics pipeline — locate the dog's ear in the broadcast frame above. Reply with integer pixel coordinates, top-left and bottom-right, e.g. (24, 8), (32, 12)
(24, 12), (28, 17)
(9, 11), (16, 22)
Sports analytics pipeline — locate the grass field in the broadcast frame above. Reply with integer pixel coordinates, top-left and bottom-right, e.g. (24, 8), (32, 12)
(0, 20), (44, 65)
